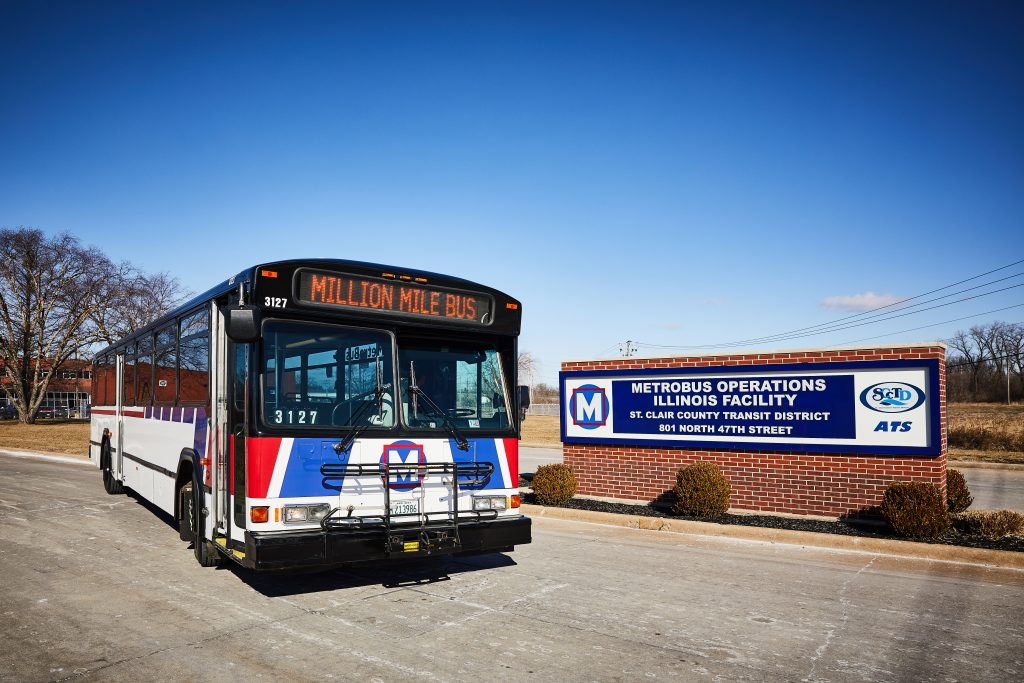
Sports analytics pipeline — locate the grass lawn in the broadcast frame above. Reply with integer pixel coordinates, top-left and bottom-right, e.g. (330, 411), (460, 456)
(0, 419), (90, 456)
(520, 415), (562, 447)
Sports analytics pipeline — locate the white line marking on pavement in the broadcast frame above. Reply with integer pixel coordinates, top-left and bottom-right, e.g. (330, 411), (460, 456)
(0, 449), (93, 467)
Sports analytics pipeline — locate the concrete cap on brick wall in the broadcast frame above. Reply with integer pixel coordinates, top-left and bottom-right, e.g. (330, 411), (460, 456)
(562, 341), (947, 364)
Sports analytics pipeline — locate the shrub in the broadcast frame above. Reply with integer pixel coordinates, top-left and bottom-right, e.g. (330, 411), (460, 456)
(953, 510), (1024, 539)
(880, 482), (950, 539)
(946, 469), (973, 513)
(672, 461), (731, 518)
(531, 464), (576, 505)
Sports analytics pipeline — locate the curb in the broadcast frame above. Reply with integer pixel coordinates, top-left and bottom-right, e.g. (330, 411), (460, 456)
(522, 504), (1024, 570)
(948, 460), (1024, 472)
(0, 449), (93, 467)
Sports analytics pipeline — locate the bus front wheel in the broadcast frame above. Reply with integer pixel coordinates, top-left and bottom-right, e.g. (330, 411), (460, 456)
(101, 442), (124, 495)
(179, 480), (223, 568)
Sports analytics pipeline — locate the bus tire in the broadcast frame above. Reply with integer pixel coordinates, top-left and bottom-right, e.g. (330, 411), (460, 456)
(101, 441), (124, 495)
(180, 480), (223, 568)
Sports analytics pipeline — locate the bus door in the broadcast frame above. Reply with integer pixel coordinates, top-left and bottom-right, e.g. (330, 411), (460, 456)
(113, 352), (125, 482)
(210, 300), (250, 538)
(210, 302), (230, 535)
(228, 341), (249, 534)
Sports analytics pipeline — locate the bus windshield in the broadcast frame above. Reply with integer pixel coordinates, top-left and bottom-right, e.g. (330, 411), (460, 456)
(398, 341), (511, 432)
(262, 321), (395, 428)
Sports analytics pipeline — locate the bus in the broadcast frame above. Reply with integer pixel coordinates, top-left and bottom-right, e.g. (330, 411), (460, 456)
(90, 259), (531, 571)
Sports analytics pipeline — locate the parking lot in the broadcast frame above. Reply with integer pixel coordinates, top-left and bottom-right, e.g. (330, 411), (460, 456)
(2, 453), (1023, 682)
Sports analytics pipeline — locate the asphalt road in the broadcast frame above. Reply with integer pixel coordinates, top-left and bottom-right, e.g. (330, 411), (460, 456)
(520, 446), (1024, 512)
(2, 453), (1023, 682)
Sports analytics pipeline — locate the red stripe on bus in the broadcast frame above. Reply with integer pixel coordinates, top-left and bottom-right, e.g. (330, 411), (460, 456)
(229, 433), (235, 495)
(503, 438), (518, 485)
(246, 437), (282, 499)
(92, 408), (148, 418)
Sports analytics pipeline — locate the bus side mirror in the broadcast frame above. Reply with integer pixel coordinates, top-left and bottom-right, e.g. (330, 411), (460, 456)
(517, 385), (530, 421)
(225, 305), (261, 343)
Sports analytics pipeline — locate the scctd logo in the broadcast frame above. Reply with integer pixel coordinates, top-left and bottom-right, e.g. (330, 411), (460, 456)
(859, 382), (926, 413)
(570, 384), (609, 429)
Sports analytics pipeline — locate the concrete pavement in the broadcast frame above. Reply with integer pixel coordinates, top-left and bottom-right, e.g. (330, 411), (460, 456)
(2, 452), (1023, 682)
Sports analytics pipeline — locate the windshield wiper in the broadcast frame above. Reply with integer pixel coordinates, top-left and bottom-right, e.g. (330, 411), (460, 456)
(334, 357), (388, 455)
(408, 385), (470, 452)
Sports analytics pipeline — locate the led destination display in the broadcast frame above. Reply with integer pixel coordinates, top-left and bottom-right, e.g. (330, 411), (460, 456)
(296, 269), (493, 325)
(561, 360), (941, 456)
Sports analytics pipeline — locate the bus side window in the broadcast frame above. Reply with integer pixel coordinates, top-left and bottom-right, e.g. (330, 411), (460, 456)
(122, 343), (136, 406)
(102, 353), (116, 406)
(155, 324), (177, 405)
(179, 310), (210, 405)
(137, 334), (154, 405)
(233, 345), (247, 412)
(92, 355), (106, 407)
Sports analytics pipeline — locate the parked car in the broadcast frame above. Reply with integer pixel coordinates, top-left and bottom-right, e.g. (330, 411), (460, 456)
(34, 406), (70, 420)
(0, 404), (17, 420)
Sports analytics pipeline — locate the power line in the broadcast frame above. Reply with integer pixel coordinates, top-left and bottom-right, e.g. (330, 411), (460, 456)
(633, 257), (1024, 351)
(834, 306), (1024, 346)
(690, 257), (1024, 349)
(634, 281), (1024, 351)
(712, 271), (1024, 349)
(947, 350), (1023, 370)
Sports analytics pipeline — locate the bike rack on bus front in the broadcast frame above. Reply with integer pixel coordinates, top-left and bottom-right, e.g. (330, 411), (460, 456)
(319, 461), (498, 555)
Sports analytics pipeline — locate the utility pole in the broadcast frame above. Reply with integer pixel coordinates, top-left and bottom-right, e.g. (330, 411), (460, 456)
(619, 340), (637, 357)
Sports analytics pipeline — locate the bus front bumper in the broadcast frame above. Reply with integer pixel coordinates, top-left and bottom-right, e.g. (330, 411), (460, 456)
(243, 515), (532, 572)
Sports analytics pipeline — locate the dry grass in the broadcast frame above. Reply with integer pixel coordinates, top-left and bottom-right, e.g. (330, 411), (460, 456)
(521, 415), (562, 447)
(0, 419), (90, 456)
(948, 403), (1024, 451)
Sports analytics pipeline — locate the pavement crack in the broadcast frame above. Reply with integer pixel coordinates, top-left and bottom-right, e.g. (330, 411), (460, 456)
(802, 555), (878, 682)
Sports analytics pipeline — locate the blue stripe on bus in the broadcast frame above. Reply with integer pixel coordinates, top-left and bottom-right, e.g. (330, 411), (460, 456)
(451, 438), (505, 490)
(280, 439), (340, 497)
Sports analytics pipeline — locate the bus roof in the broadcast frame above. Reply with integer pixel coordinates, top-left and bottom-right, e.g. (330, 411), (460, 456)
(93, 258), (520, 358)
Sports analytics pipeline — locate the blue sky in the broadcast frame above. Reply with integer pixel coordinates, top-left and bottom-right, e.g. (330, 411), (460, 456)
(2, 1), (1022, 384)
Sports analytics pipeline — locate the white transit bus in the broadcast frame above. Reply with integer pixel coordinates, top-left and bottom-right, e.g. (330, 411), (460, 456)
(90, 259), (531, 570)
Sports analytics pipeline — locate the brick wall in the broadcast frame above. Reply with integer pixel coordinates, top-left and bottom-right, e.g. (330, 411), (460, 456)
(561, 345), (946, 518)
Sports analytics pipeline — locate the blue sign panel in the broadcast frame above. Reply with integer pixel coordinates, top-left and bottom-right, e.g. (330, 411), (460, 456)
(560, 359), (942, 456)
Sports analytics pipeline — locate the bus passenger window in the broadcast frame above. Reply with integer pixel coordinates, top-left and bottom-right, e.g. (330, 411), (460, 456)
(122, 344), (136, 406)
(137, 334), (154, 405)
(155, 325), (176, 404)
(179, 310), (210, 405)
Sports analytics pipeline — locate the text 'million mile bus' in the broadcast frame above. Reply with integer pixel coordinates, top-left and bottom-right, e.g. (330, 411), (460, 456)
(90, 259), (531, 570)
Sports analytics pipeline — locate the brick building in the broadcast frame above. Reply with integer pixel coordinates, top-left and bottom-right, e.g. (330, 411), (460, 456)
(0, 358), (93, 417)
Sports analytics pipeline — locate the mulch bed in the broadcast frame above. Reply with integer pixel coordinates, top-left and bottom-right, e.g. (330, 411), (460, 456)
(520, 491), (1024, 553)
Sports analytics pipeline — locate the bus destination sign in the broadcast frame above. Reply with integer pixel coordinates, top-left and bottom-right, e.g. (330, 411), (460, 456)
(296, 269), (493, 325)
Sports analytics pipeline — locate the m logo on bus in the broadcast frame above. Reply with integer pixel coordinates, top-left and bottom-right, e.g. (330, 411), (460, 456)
(570, 384), (609, 429)
(380, 441), (427, 490)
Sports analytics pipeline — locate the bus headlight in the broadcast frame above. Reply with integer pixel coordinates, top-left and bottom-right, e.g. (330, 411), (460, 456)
(284, 505), (308, 523)
(472, 496), (507, 511)
(283, 503), (332, 524)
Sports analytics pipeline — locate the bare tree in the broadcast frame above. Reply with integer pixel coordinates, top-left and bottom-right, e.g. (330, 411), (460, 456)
(0, 228), (117, 422)
(90, 269), (190, 344)
(517, 351), (537, 400)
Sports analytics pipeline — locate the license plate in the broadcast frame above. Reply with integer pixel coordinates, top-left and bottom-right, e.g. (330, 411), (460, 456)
(389, 500), (418, 516)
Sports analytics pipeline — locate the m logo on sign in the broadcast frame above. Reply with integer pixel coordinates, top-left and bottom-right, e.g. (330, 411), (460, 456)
(380, 440), (427, 490)
(570, 384), (609, 429)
